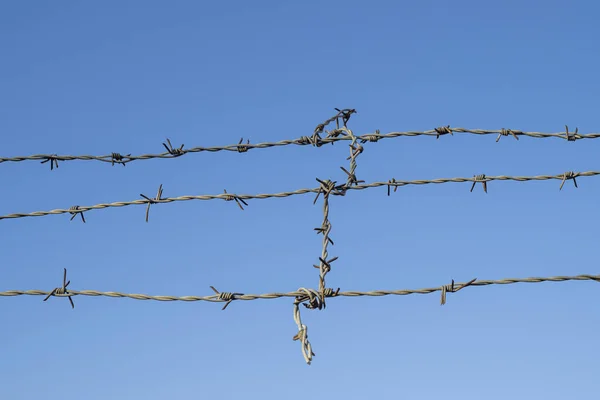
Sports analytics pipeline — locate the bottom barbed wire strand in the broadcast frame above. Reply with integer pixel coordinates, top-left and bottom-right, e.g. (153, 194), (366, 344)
(3, 273), (599, 302)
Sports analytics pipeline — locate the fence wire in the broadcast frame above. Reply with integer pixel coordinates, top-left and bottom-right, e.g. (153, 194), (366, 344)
(2, 110), (598, 365)
(5, 273), (596, 303)
(0, 170), (594, 222)
(0, 125), (596, 169)
(3, 272), (598, 363)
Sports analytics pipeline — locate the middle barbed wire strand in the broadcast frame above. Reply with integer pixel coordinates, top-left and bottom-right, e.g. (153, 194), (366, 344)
(0, 171), (597, 221)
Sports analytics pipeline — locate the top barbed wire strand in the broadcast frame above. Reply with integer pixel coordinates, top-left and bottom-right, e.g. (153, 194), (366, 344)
(0, 127), (596, 167)
(0, 170), (595, 221)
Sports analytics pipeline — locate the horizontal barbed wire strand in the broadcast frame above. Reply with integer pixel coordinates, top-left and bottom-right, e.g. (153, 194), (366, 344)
(0, 170), (595, 221)
(0, 127), (596, 167)
(2, 274), (598, 303)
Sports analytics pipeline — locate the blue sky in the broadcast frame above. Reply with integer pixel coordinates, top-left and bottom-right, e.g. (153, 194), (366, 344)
(1, 1), (599, 398)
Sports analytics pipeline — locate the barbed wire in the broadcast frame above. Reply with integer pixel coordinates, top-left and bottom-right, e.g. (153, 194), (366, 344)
(1, 124), (596, 169)
(8, 272), (596, 303)
(4, 109), (599, 365)
(0, 170), (594, 222)
(3, 272), (598, 364)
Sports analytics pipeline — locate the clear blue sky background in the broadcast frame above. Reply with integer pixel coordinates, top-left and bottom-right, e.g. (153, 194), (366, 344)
(1, 1), (599, 398)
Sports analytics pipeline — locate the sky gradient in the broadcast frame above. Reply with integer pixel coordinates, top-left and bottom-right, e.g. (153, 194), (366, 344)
(1, 1), (599, 398)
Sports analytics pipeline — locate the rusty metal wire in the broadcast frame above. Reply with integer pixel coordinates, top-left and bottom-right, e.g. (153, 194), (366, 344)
(1, 170), (596, 222)
(2, 125), (597, 168)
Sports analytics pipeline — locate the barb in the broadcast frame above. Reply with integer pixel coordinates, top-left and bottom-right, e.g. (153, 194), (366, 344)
(564, 125), (578, 142)
(440, 278), (477, 305)
(140, 184), (164, 222)
(237, 138), (250, 153)
(387, 178), (398, 196)
(223, 189), (248, 210)
(313, 179), (338, 307)
(68, 206), (86, 223)
(40, 155), (59, 170)
(470, 174), (488, 193)
(360, 129), (381, 144)
(2, 170), (599, 222)
(209, 286), (243, 310)
(43, 268), (74, 309)
(435, 125), (453, 139)
(496, 128), (520, 142)
(559, 171), (579, 190)
(162, 138), (185, 156)
(2, 126), (599, 168)
(111, 152), (130, 167)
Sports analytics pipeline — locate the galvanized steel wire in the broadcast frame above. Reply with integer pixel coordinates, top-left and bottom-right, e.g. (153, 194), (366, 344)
(2, 109), (598, 364)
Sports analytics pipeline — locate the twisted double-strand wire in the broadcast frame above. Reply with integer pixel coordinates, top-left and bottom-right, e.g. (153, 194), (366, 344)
(1, 127), (597, 167)
(5, 272), (598, 364)
(1, 171), (596, 222)
(2, 273), (597, 303)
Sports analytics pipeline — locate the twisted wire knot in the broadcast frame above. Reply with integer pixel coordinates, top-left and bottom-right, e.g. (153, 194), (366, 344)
(321, 287), (340, 298)
(296, 287), (323, 310)
(435, 125), (453, 139)
(470, 174), (488, 193)
(162, 138), (185, 156)
(496, 128), (520, 142)
(326, 128), (345, 139)
(313, 108), (356, 144)
(292, 287), (318, 364)
(560, 171), (579, 190)
(298, 134), (323, 147)
(43, 268), (75, 309)
(140, 184), (164, 222)
(68, 206), (86, 223)
(218, 292), (234, 301)
(210, 286), (243, 310)
(40, 155), (59, 170)
(440, 278), (476, 305)
(387, 178), (399, 196)
(311, 132), (324, 147)
(565, 125), (578, 141)
(223, 189), (248, 210)
(360, 129), (381, 143)
(237, 138), (250, 153)
(111, 152), (129, 166)
(313, 178), (338, 204)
